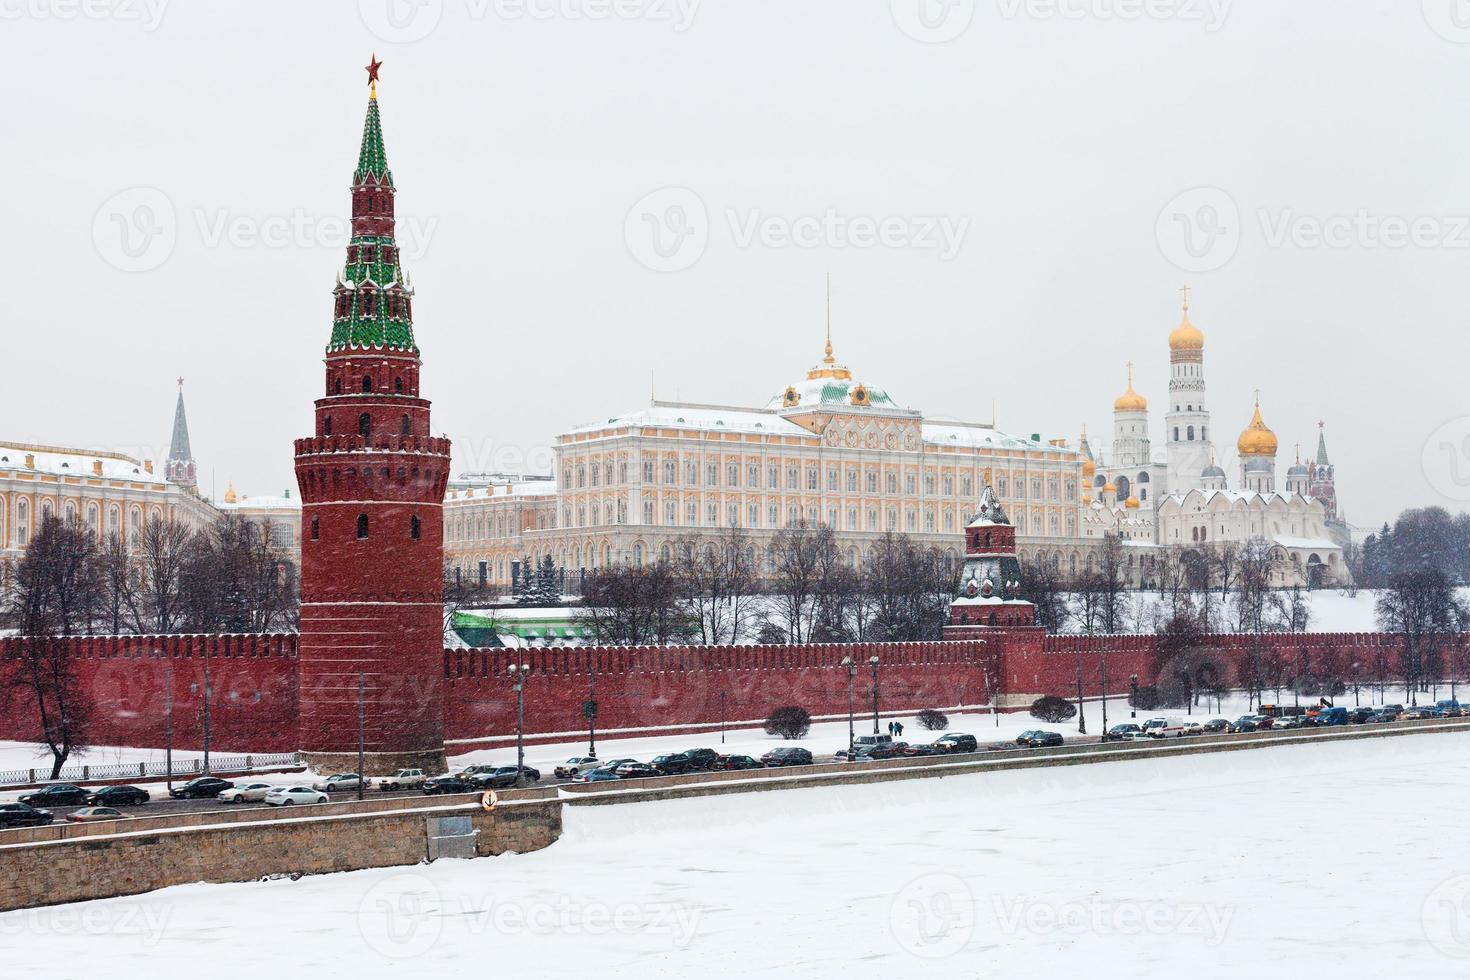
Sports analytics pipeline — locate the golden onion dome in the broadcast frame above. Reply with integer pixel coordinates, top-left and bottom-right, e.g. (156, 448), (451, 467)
(223, 482), (237, 505)
(1113, 364), (1147, 413)
(1169, 309), (1205, 352)
(1082, 494), (1093, 505)
(1082, 456), (1097, 478)
(1237, 397), (1279, 458)
(1103, 480), (1117, 495)
(1124, 495), (1141, 510)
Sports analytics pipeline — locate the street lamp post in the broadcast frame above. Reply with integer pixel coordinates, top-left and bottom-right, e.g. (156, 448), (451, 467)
(1099, 649), (1108, 734)
(1352, 661), (1361, 708)
(841, 655), (857, 759)
(1129, 674), (1139, 719)
(1074, 646), (1087, 736)
(719, 691), (726, 744)
(357, 670), (366, 802)
(507, 663), (531, 788)
(582, 668), (598, 759)
(869, 656), (881, 735)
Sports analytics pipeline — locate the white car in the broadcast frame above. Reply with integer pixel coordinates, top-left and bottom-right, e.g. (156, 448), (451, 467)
(553, 757), (601, 779)
(217, 782), (275, 804)
(1180, 721), (1204, 737)
(264, 786), (329, 807)
(312, 773), (368, 793)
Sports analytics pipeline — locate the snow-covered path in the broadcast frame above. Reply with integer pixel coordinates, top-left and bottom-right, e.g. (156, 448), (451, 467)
(4, 730), (1467, 977)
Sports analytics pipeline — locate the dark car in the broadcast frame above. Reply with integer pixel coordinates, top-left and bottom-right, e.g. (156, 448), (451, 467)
(1201, 719), (1230, 734)
(0, 803), (54, 828)
(1402, 707), (1434, 720)
(19, 784), (89, 808)
(651, 753), (694, 776)
(903, 743), (942, 757)
(1366, 710), (1398, 724)
(711, 754), (764, 771)
(591, 758), (638, 775)
(1382, 704), (1405, 717)
(1026, 731), (1064, 748)
(85, 785), (150, 807)
(614, 762), (660, 779)
(1103, 724), (1142, 742)
(1015, 730), (1044, 746)
(422, 775), (477, 795)
(1347, 707), (1375, 724)
(573, 768), (622, 783)
(933, 733), (979, 754)
(760, 747), (813, 767)
(682, 749), (721, 771)
(1228, 717), (1259, 734)
(169, 777), (234, 800)
(475, 766), (541, 789)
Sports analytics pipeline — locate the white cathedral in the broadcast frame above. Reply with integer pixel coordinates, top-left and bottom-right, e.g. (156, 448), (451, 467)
(1080, 294), (1349, 588)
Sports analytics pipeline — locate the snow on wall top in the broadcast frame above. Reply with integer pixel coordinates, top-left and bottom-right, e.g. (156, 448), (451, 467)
(0, 442), (165, 485)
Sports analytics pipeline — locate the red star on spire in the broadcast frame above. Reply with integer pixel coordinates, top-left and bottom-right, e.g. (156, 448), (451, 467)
(365, 54), (383, 90)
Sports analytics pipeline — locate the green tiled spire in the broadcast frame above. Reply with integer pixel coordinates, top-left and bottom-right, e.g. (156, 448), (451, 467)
(354, 94), (393, 187)
(1315, 427), (1331, 466)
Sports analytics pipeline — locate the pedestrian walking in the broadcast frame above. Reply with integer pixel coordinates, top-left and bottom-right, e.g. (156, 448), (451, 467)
(896, 722), (904, 737)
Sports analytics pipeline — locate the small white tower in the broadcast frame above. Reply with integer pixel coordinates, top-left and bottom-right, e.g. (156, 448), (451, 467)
(1165, 287), (1215, 493)
(1237, 392), (1278, 494)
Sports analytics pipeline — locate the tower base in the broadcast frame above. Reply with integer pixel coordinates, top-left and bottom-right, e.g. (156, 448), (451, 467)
(301, 748), (448, 777)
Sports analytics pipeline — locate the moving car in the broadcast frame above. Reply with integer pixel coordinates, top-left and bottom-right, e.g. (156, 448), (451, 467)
(1025, 731), (1065, 748)
(651, 753), (695, 776)
(554, 757), (601, 779)
(84, 785), (150, 807)
(19, 784), (89, 808)
(218, 782), (275, 804)
(422, 774), (477, 795)
(264, 786), (329, 806)
(1347, 707), (1376, 724)
(903, 744), (942, 757)
(1366, 710), (1398, 724)
(711, 754), (764, 771)
(760, 747), (814, 767)
(933, 733), (979, 754)
(374, 769), (426, 792)
(312, 773), (368, 793)
(0, 803), (54, 828)
(65, 806), (126, 823)
(1315, 707), (1349, 726)
(169, 777), (234, 800)
(1402, 707), (1434, 720)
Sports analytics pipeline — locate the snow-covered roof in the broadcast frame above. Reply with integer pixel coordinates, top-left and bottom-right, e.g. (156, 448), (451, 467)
(765, 376), (906, 412)
(1161, 489), (1314, 508)
(1272, 536), (1341, 552)
(567, 402), (809, 438)
(923, 421), (1069, 454)
(219, 494), (300, 512)
(448, 480), (559, 501)
(0, 443), (164, 485)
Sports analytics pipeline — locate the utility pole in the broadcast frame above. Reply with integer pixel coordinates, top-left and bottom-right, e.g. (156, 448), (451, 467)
(202, 657), (212, 773)
(357, 670), (366, 802)
(1099, 648), (1108, 733)
(1129, 674), (1139, 720)
(841, 655), (857, 759)
(508, 663), (530, 788)
(1074, 646), (1087, 736)
(582, 668), (598, 759)
(165, 662), (174, 793)
(719, 691), (726, 744)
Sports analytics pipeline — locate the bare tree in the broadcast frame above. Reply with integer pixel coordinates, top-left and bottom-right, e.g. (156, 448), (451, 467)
(136, 516), (193, 633)
(581, 561), (691, 646)
(96, 530), (143, 634)
(767, 521), (842, 644)
(1019, 555), (1070, 634)
(1377, 569), (1467, 706)
(676, 527), (757, 645)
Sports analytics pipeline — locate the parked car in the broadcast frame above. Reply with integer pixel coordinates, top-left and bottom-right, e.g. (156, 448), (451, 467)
(1436, 700), (1462, 715)
(1202, 719), (1230, 734)
(0, 803), (54, 828)
(218, 781), (275, 804)
(591, 758), (638, 774)
(312, 773), (368, 793)
(852, 734), (893, 751)
(1366, 710), (1399, 724)
(711, 754), (764, 771)
(1402, 707), (1434, 720)
(933, 733), (979, 754)
(651, 753), (695, 776)
(422, 774), (477, 795)
(1271, 715), (1307, 730)
(264, 786), (329, 806)
(554, 757), (601, 779)
(19, 784), (89, 808)
(1015, 730), (1045, 746)
(1381, 704), (1405, 718)
(1228, 716), (1259, 733)
(1025, 731), (1065, 748)
(374, 769), (426, 792)
(1103, 723), (1142, 742)
(1347, 707), (1376, 724)
(169, 777), (234, 800)
(84, 785), (149, 807)
(65, 806), (126, 823)
(863, 742), (910, 760)
(1316, 707), (1350, 726)
(1141, 717), (1186, 738)
(572, 768), (622, 783)
(1181, 721), (1205, 736)
(760, 747), (814, 767)
(474, 766), (541, 789)
(682, 749), (721, 771)
(614, 762), (660, 779)
(903, 743), (942, 757)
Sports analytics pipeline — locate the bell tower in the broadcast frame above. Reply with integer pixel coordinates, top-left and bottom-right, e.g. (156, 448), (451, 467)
(293, 58), (451, 774)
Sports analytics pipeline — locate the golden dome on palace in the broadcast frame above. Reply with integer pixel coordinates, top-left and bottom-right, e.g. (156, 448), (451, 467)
(1169, 310), (1205, 351)
(1124, 495), (1141, 510)
(1103, 480), (1117, 494)
(1113, 365), (1147, 412)
(1082, 456), (1097, 478)
(1237, 398), (1279, 457)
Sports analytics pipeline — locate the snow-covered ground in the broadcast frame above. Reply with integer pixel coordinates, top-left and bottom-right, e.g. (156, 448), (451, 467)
(5, 730), (1467, 976)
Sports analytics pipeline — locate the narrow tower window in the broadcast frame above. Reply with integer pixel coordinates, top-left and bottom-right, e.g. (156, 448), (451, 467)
(357, 514), (369, 539)
(410, 514), (421, 540)
(400, 414), (411, 436)
(358, 413), (371, 438)
(334, 377), (343, 394)
(362, 375), (373, 393)
(310, 517), (320, 541)
(394, 376), (403, 393)
(323, 416), (333, 436)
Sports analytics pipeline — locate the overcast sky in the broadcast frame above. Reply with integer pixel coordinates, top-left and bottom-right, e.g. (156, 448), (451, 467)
(6, 0), (1469, 529)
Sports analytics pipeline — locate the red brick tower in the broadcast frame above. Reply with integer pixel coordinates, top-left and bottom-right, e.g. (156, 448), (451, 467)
(945, 482), (1035, 635)
(293, 60), (451, 773)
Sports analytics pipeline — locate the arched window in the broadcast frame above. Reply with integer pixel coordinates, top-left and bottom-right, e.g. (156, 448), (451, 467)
(1187, 425), (1195, 441)
(358, 413), (371, 438)
(334, 377), (342, 395)
(324, 416), (333, 436)
(356, 514), (369, 539)
(362, 375), (373, 393)
(410, 514), (421, 540)
(400, 414), (411, 436)
(310, 516), (320, 541)
(394, 376), (404, 393)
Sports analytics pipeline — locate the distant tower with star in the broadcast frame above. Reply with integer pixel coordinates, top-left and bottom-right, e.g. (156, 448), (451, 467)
(293, 57), (452, 773)
(165, 377), (198, 491)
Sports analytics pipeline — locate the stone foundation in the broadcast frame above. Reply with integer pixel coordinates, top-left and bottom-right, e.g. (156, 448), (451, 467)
(302, 748), (448, 776)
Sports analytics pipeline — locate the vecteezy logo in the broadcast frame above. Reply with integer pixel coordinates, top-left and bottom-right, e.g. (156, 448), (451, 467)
(358, 0), (444, 43)
(1422, 418), (1470, 503)
(356, 872), (444, 959)
(890, 0), (976, 43)
(92, 187), (178, 273)
(1422, 0), (1470, 43)
(1423, 874), (1470, 958)
(624, 187), (709, 272)
(889, 872), (976, 959)
(1155, 186), (1240, 273)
